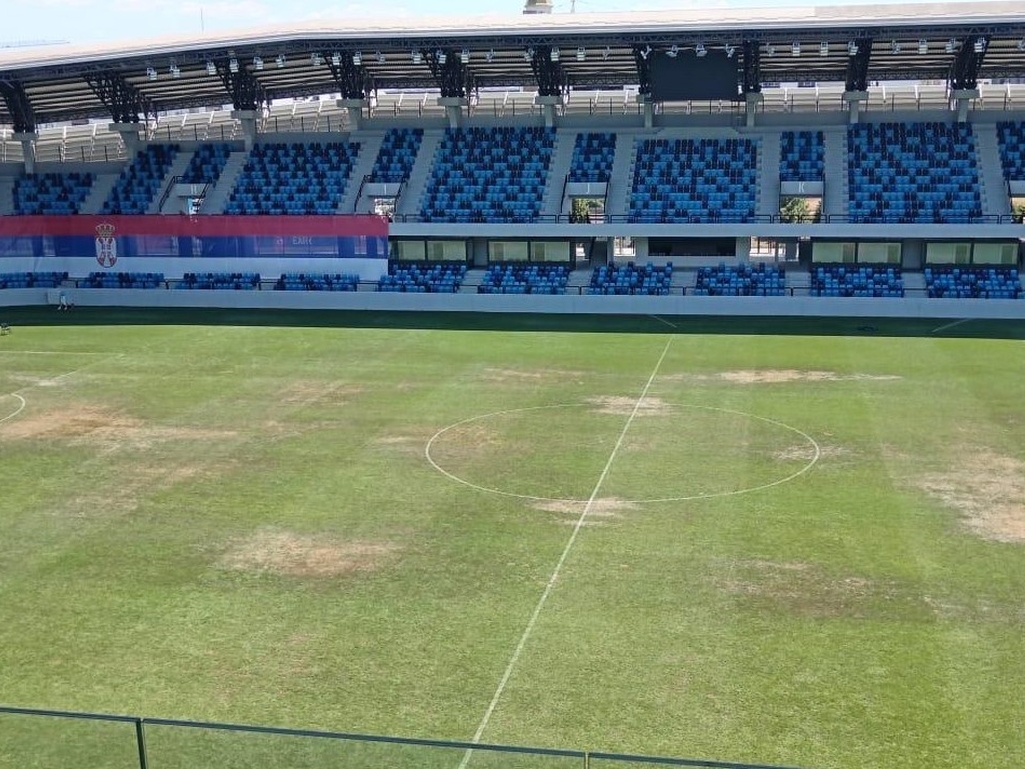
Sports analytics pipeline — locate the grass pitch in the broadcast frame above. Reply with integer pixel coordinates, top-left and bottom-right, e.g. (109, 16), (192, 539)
(1, 309), (1024, 769)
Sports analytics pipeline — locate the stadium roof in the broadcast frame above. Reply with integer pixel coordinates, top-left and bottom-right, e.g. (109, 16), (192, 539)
(3, 1), (1025, 126)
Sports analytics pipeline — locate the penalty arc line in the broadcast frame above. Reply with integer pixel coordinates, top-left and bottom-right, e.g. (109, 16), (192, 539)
(455, 336), (674, 769)
(0, 393), (27, 426)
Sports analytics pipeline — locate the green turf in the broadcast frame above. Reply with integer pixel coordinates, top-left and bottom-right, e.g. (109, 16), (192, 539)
(1, 310), (1023, 769)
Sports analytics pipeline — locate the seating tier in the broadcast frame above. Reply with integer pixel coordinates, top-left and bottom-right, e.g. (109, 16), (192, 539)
(369, 129), (423, 184)
(273, 273), (359, 291)
(811, 264), (904, 297)
(692, 263), (786, 296)
(13, 173), (94, 214)
(780, 131), (824, 182)
(177, 272), (260, 290)
(83, 271), (164, 289)
(181, 143), (234, 185)
(0, 271), (67, 289)
(996, 122), (1025, 181)
(103, 144), (179, 214)
(377, 263), (467, 293)
(568, 132), (616, 183)
(588, 262), (672, 296)
(478, 264), (569, 295)
(925, 266), (1022, 299)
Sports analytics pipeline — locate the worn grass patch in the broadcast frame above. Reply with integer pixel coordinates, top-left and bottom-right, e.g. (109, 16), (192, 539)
(218, 529), (401, 578)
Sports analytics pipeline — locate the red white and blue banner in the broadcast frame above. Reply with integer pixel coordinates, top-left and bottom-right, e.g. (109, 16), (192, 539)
(0, 215), (389, 263)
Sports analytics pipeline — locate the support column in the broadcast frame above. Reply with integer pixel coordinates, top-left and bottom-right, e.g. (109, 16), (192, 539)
(951, 89), (979, 123)
(635, 94), (654, 129)
(842, 91), (868, 125)
(232, 111), (258, 151)
(534, 95), (561, 128)
(745, 93), (763, 128)
(437, 97), (467, 129)
(735, 236), (752, 262)
(338, 98), (369, 131)
(109, 122), (144, 156)
(13, 132), (37, 174)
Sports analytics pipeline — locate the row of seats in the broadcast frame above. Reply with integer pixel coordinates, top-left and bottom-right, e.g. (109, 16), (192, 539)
(780, 131), (824, 182)
(477, 264), (569, 295)
(810, 264), (904, 297)
(693, 263), (786, 296)
(273, 273), (359, 291)
(377, 263), (467, 293)
(588, 262), (673, 296)
(225, 142), (360, 215)
(420, 127), (555, 223)
(83, 271), (164, 289)
(177, 272), (260, 290)
(925, 266), (1022, 299)
(996, 122), (1025, 181)
(103, 144), (179, 214)
(847, 123), (982, 224)
(629, 138), (758, 223)
(181, 143), (234, 186)
(568, 132), (616, 184)
(369, 128), (423, 184)
(0, 271), (67, 288)
(13, 173), (94, 215)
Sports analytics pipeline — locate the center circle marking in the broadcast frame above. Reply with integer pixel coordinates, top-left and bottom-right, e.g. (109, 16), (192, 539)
(424, 402), (820, 504)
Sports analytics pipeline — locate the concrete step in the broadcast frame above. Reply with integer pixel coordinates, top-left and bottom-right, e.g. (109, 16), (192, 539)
(199, 151), (249, 214)
(79, 172), (121, 214)
(606, 132), (637, 219)
(758, 131), (781, 218)
(822, 127), (848, 218)
(540, 129), (577, 218)
(152, 149), (196, 214)
(973, 123), (1011, 217)
(340, 131), (386, 214)
(397, 129), (443, 217)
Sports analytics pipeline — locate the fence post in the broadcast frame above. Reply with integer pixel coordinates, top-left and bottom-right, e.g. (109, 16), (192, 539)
(135, 719), (150, 769)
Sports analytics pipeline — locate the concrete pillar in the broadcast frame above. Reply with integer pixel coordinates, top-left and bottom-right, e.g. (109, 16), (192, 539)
(534, 95), (561, 128)
(744, 93), (764, 128)
(437, 97), (468, 129)
(842, 91), (868, 125)
(232, 110), (258, 151)
(109, 122), (144, 156)
(735, 236), (752, 262)
(635, 95), (654, 129)
(13, 131), (37, 174)
(951, 89), (979, 123)
(338, 98), (368, 131)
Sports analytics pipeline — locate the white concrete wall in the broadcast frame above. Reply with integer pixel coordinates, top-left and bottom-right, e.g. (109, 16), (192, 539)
(3, 287), (1023, 320)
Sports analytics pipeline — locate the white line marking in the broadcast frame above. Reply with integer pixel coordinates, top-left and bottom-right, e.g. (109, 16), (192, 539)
(648, 314), (679, 330)
(455, 338), (673, 769)
(0, 394), (26, 425)
(0, 350), (110, 356)
(930, 318), (972, 334)
(425, 403), (820, 505)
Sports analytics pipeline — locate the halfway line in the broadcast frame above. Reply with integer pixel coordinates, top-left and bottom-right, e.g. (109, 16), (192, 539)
(456, 336), (674, 769)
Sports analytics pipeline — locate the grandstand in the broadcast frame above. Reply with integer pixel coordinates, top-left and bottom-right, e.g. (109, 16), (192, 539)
(0, 2), (1023, 316)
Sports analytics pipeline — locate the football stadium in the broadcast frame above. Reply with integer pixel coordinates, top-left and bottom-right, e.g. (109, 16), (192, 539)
(1, 1), (1024, 768)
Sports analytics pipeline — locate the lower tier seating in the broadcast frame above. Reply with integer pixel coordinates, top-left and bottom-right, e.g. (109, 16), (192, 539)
(177, 272), (260, 290)
(273, 273), (359, 291)
(692, 264), (786, 296)
(83, 272), (164, 289)
(377, 263), (467, 293)
(0, 271), (68, 288)
(810, 265), (904, 297)
(588, 263), (673, 295)
(925, 267), (1022, 299)
(478, 264), (569, 295)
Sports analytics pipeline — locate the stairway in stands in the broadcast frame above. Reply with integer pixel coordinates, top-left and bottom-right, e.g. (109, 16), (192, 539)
(539, 129), (578, 218)
(973, 124), (1012, 217)
(338, 131), (385, 214)
(397, 129), (443, 218)
(199, 151), (249, 214)
(821, 127), (848, 219)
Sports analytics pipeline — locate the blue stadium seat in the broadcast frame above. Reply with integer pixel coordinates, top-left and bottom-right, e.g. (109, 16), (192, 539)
(13, 173), (94, 214)
(691, 263), (786, 296)
(924, 266), (1022, 299)
(780, 131), (824, 182)
(102, 144), (179, 214)
(177, 272), (261, 290)
(376, 263), (467, 293)
(567, 132), (616, 184)
(588, 262), (673, 296)
(0, 271), (68, 289)
(82, 272), (165, 289)
(273, 273), (360, 291)
(478, 264), (569, 295)
(810, 264), (904, 297)
(369, 129), (423, 184)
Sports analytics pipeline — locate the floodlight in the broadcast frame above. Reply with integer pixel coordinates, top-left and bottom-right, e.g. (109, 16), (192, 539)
(974, 37), (986, 53)
(146, 66), (157, 80)
(695, 43), (706, 58)
(311, 52), (323, 66)
(601, 46), (610, 60)
(890, 40), (901, 54)
(376, 51), (386, 64)
(550, 48), (559, 62)
(766, 44), (775, 57)
(228, 57), (239, 73)
(1018, 38), (1025, 51)
(253, 56), (263, 70)
(169, 64), (180, 78)
(791, 41), (800, 57)
(437, 50), (447, 64)
(352, 51), (362, 66)
(819, 41), (828, 57)
(847, 41), (858, 56)
(725, 44), (736, 58)
(276, 54), (286, 68)
(576, 46), (586, 61)
(666, 44), (678, 58)
(461, 48), (470, 64)
(411, 49), (422, 64)
(206, 60), (216, 75)
(918, 39), (928, 54)
(486, 49), (495, 63)
(945, 38), (956, 53)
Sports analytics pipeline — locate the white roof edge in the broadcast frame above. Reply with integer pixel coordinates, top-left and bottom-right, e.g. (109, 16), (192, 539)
(1, 1), (1024, 70)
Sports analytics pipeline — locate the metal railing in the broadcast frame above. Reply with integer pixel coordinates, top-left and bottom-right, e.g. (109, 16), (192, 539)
(0, 705), (809, 769)
(390, 212), (1025, 225)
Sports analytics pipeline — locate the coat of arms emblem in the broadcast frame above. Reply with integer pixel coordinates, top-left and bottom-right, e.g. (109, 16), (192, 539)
(95, 222), (117, 268)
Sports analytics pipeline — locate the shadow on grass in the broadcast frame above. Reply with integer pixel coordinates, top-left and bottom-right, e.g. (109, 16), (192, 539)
(1, 305), (1024, 339)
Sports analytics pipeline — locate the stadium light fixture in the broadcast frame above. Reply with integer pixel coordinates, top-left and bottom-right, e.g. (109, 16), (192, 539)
(524, 48), (534, 61)
(146, 66), (157, 80)
(640, 45), (652, 60)
(819, 41), (828, 57)
(917, 39), (928, 54)
(550, 48), (559, 62)
(330, 52), (341, 66)
(725, 44), (736, 58)
(601, 46), (611, 60)
(890, 40), (901, 54)
(276, 54), (286, 68)
(666, 44), (678, 58)
(352, 51), (362, 66)
(974, 38), (986, 53)
(766, 44), (776, 57)
(695, 42), (706, 58)
(228, 57), (239, 73)
(576, 46), (586, 61)
(438, 49), (448, 64)
(945, 38), (956, 53)
(411, 49), (422, 64)
(169, 64), (180, 78)
(461, 49), (471, 64)
(791, 41), (801, 57)
(252, 56), (263, 71)
(486, 49), (496, 62)
(375, 51), (386, 64)
(311, 52), (323, 66)
(1018, 38), (1025, 51)
(206, 60), (216, 75)
(847, 40), (858, 56)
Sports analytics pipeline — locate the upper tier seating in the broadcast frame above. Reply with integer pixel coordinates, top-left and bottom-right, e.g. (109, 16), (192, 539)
(369, 128), (423, 183)
(13, 173), (94, 214)
(847, 123), (982, 223)
(588, 262), (673, 296)
(102, 144), (179, 214)
(629, 138), (758, 223)
(377, 263), (467, 293)
(692, 263), (786, 296)
(181, 143), (234, 185)
(83, 271), (164, 289)
(177, 272), (260, 290)
(478, 264), (569, 295)
(225, 142), (360, 215)
(995, 122), (1025, 181)
(420, 127), (555, 223)
(568, 132), (616, 183)
(0, 271), (67, 289)
(780, 131), (824, 181)
(810, 264), (904, 297)
(925, 266), (1022, 299)
(273, 273), (359, 291)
